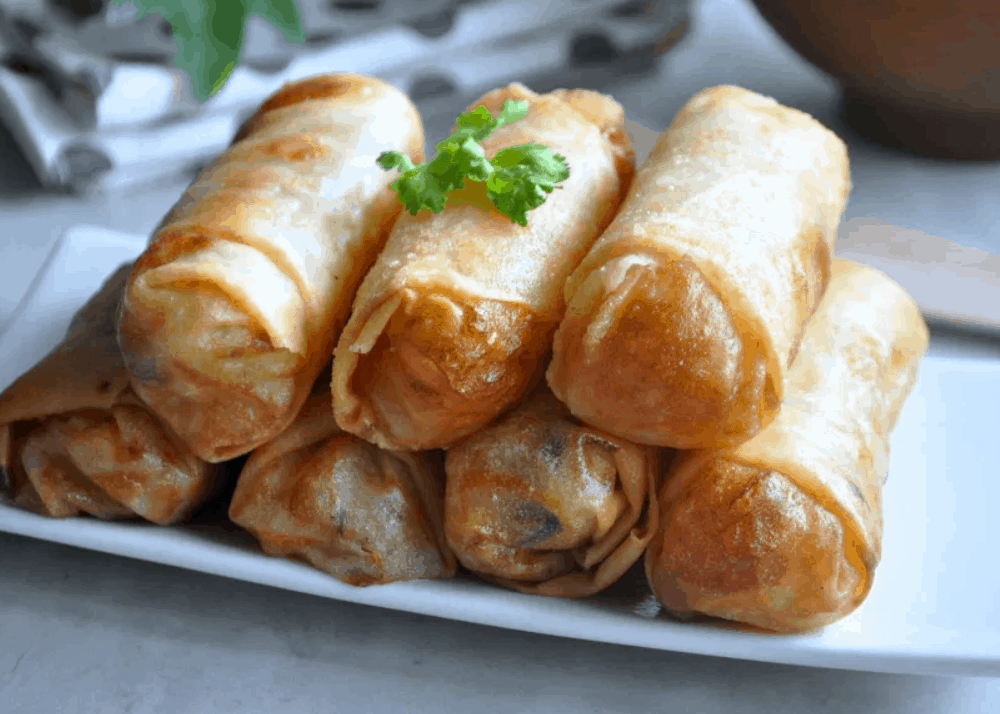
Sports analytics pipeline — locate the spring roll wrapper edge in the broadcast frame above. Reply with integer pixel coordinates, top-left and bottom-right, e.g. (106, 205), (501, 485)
(645, 259), (929, 632)
(119, 74), (425, 463)
(549, 85), (851, 449)
(229, 391), (457, 586)
(0, 264), (219, 524)
(445, 386), (663, 598)
(333, 83), (635, 451)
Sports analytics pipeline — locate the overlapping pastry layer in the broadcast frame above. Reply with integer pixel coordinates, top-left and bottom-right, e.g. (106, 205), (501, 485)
(1, 264), (218, 524)
(645, 260), (929, 632)
(229, 390), (456, 586)
(445, 385), (663, 597)
(333, 83), (635, 451)
(119, 73), (425, 462)
(549, 85), (850, 449)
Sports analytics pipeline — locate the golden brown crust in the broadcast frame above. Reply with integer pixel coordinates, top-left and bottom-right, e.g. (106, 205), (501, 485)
(232, 73), (381, 144)
(0, 264), (218, 525)
(646, 458), (864, 633)
(120, 73), (424, 462)
(229, 392), (457, 586)
(445, 385), (663, 598)
(645, 260), (929, 632)
(548, 255), (774, 448)
(549, 85), (850, 449)
(333, 83), (635, 451)
(337, 289), (555, 451)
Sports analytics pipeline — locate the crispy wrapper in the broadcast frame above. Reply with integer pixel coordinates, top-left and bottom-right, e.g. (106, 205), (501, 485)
(0, 264), (218, 524)
(548, 85), (851, 449)
(645, 260), (929, 633)
(333, 83), (635, 451)
(229, 390), (457, 586)
(118, 73), (425, 463)
(445, 385), (663, 598)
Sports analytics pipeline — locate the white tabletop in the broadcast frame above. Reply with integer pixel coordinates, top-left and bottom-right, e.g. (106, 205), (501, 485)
(1, 0), (999, 710)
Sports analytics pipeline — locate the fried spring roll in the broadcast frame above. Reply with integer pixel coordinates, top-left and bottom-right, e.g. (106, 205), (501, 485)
(644, 260), (928, 633)
(445, 385), (663, 597)
(229, 391), (456, 586)
(333, 83), (635, 451)
(118, 73), (425, 463)
(548, 85), (851, 449)
(0, 265), (218, 524)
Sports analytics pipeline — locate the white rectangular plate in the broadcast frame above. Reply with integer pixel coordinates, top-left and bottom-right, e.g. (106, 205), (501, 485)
(2, 225), (999, 679)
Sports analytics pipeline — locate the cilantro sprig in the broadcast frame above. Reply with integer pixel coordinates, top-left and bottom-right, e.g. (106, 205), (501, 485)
(378, 100), (570, 227)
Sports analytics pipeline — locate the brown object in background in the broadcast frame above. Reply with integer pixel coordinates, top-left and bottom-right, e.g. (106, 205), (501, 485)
(752, 0), (1000, 160)
(229, 391), (456, 586)
(645, 260), (929, 633)
(118, 73), (425, 463)
(445, 384), (663, 598)
(549, 85), (850, 450)
(0, 264), (219, 524)
(333, 82), (635, 452)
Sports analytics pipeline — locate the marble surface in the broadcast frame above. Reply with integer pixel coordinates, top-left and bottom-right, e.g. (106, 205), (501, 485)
(1, 0), (999, 710)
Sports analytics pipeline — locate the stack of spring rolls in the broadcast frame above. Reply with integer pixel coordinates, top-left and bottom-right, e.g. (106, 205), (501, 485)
(0, 74), (929, 634)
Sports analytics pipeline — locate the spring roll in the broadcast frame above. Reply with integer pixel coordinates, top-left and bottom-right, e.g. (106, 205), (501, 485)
(445, 384), (663, 597)
(333, 83), (635, 451)
(229, 390), (456, 586)
(644, 260), (928, 633)
(118, 73), (425, 463)
(548, 85), (851, 449)
(0, 264), (218, 524)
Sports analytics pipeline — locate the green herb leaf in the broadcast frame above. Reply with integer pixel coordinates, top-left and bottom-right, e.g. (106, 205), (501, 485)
(246, 0), (305, 43)
(110, 0), (304, 102)
(488, 144), (571, 227)
(379, 100), (570, 226)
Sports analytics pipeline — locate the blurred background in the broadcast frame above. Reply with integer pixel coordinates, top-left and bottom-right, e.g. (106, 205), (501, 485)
(1, 0), (999, 329)
(0, 0), (691, 192)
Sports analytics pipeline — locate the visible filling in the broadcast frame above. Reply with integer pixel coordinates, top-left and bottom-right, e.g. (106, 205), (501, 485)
(445, 431), (630, 584)
(232, 433), (453, 586)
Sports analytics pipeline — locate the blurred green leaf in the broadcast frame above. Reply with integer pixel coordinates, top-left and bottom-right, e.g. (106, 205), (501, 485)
(247, 0), (305, 43)
(109, 0), (304, 101)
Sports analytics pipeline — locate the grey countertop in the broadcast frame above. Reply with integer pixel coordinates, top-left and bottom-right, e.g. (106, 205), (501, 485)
(3, 528), (1000, 714)
(1, 0), (999, 710)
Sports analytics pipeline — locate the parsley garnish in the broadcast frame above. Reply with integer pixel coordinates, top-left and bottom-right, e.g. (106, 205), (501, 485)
(378, 100), (570, 227)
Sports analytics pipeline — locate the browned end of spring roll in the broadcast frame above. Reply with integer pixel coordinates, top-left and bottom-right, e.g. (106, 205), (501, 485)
(549, 85), (850, 449)
(119, 73), (424, 462)
(0, 265), (218, 524)
(646, 457), (867, 632)
(229, 392), (456, 586)
(445, 385), (663, 597)
(333, 83), (635, 451)
(645, 260), (929, 633)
